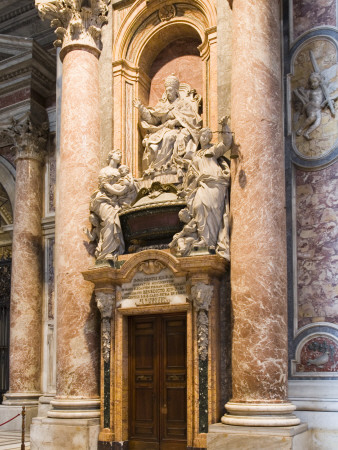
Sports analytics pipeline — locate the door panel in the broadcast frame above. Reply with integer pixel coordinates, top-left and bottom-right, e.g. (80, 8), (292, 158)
(129, 314), (187, 450)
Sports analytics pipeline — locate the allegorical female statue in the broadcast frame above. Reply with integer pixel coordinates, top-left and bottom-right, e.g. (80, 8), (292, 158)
(170, 124), (231, 259)
(133, 74), (202, 176)
(86, 149), (137, 261)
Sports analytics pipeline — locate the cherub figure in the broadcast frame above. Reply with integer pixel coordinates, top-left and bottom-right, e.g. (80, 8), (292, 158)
(293, 51), (338, 140)
(294, 72), (325, 140)
(169, 208), (199, 256)
(116, 165), (138, 207)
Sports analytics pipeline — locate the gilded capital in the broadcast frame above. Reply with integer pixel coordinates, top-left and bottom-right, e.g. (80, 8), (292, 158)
(1, 115), (48, 164)
(36, 0), (109, 58)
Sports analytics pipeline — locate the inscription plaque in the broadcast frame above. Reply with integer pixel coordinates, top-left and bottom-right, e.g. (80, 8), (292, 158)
(117, 268), (187, 308)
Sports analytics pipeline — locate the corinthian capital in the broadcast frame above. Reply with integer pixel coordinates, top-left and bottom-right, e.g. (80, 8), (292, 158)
(1, 114), (48, 164)
(36, 0), (109, 58)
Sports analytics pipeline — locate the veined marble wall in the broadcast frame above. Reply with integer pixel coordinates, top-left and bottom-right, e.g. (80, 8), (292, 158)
(296, 164), (338, 329)
(284, 0), (338, 379)
(292, 0), (336, 41)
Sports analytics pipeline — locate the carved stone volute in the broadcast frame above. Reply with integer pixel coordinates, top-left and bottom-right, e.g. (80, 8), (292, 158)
(191, 282), (213, 312)
(95, 290), (114, 319)
(36, 0), (110, 58)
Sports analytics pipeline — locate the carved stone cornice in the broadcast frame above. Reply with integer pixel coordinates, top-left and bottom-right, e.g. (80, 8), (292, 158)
(36, 0), (110, 59)
(1, 115), (48, 164)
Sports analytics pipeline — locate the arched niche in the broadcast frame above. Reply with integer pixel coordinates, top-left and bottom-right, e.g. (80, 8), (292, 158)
(112, 0), (218, 176)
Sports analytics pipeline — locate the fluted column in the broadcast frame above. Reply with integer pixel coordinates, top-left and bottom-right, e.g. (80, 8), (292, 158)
(222, 0), (299, 426)
(2, 116), (47, 405)
(36, 0), (109, 419)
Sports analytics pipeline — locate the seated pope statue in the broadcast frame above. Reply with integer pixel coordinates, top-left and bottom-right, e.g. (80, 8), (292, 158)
(133, 74), (202, 176)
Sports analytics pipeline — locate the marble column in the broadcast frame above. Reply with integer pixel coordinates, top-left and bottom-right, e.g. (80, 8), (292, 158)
(2, 117), (47, 406)
(222, 0), (299, 426)
(33, 0), (109, 424)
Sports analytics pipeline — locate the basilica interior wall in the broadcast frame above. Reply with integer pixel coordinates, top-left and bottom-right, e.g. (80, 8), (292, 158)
(285, 0), (338, 447)
(0, 0), (337, 448)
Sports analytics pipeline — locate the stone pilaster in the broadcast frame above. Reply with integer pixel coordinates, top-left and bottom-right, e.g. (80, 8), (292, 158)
(2, 115), (47, 406)
(220, 0), (299, 427)
(95, 289), (115, 446)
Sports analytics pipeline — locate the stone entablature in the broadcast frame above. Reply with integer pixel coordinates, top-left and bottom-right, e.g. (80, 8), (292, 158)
(0, 36), (55, 126)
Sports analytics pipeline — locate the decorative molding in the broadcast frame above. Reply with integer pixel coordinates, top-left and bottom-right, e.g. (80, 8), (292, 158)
(95, 291), (114, 363)
(0, 114), (48, 164)
(36, 0), (110, 57)
(158, 4), (176, 22)
(0, 3), (35, 25)
(191, 282), (213, 361)
(137, 259), (165, 275)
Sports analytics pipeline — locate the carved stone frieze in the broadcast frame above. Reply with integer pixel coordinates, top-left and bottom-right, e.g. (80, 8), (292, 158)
(36, 0), (110, 56)
(95, 291), (114, 363)
(101, 319), (111, 363)
(1, 115), (48, 164)
(191, 282), (213, 361)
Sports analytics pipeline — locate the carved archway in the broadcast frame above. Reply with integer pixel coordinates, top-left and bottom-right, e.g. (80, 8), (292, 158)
(112, 0), (218, 175)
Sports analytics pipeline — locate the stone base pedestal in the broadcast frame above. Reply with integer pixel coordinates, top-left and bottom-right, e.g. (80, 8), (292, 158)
(0, 405), (38, 431)
(207, 423), (309, 450)
(37, 395), (55, 418)
(30, 417), (100, 450)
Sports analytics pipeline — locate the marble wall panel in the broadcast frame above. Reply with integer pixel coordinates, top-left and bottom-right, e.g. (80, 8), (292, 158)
(148, 39), (203, 107)
(296, 162), (338, 329)
(292, 0), (336, 40)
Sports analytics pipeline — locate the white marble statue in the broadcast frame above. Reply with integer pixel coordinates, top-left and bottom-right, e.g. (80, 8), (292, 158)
(87, 149), (138, 261)
(170, 124), (231, 259)
(133, 74), (202, 177)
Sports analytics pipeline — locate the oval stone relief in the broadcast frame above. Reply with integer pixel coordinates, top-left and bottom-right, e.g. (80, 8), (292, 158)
(291, 38), (338, 159)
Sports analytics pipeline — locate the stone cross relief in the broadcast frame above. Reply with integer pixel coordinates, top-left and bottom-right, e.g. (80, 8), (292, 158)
(293, 51), (338, 140)
(86, 75), (232, 261)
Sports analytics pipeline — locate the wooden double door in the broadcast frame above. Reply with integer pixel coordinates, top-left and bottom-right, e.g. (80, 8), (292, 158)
(129, 313), (187, 450)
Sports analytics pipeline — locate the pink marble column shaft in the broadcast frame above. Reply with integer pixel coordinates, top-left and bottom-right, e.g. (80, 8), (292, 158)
(229, 0), (287, 404)
(5, 156), (43, 403)
(54, 49), (100, 402)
